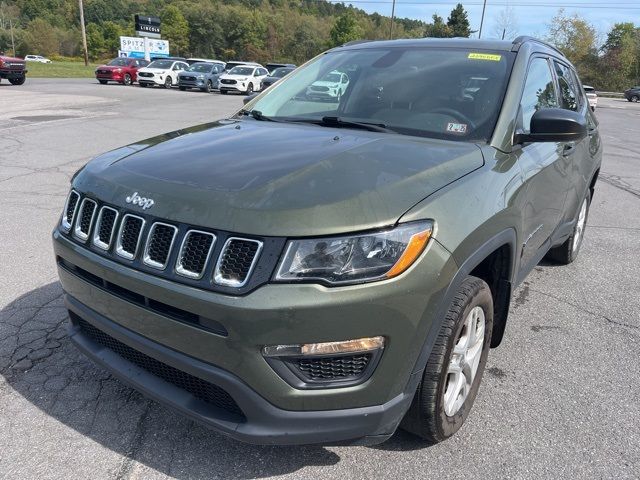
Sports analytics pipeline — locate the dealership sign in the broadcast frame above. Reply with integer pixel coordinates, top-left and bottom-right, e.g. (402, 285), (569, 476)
(119, 36), (169, 58)
(135, 14), (161, 38)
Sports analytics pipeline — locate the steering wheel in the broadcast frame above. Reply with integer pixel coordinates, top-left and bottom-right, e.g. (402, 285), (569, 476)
(428, 108), (476, 132)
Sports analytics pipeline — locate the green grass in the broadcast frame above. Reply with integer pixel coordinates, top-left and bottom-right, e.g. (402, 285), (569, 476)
(26, 60), (101, 78)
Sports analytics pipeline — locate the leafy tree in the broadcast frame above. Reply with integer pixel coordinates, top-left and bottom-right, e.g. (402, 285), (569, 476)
(22, 18), (59, 56)
(101, 21), (123, 56)
(424, 14), (452, 38)
(85, 22), (104, 59)
(329, 11), (363, 47)
(160, 4), (189, 56)
(546, 10), (597, 66)
(447, 3), (471, 38)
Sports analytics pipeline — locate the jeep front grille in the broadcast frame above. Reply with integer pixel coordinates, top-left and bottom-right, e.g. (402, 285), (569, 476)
(214, 238), (263, 287)
(58, 192), (276, 293)
(143, 222), (177, 269)
(61, 190), (80, 231)
(92, 206), (118, 250)
(116, 214), (145, 260)
(176, 230), (216, 279)
(73, 198), (97, 241)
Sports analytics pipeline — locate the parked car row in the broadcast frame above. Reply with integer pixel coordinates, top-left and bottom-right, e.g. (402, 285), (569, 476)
(94, 57), (297, 94)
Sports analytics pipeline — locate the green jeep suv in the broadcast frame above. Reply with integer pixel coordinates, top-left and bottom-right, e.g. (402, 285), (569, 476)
(53, 37), (602, 446)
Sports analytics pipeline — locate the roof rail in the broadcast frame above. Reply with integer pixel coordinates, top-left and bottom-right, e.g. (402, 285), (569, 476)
(342, 40), (374, 47)
(512, 36), (564, 55)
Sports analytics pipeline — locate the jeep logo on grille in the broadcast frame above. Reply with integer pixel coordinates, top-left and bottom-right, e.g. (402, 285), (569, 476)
(125, 192), (155, 210)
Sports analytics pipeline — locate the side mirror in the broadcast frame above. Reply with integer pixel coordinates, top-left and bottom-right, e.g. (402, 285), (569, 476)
(243, 93), (259, 105)
(515, 108), (587, 144)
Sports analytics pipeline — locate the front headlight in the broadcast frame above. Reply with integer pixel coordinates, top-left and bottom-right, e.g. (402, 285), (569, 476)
(275, 221), (433, 285)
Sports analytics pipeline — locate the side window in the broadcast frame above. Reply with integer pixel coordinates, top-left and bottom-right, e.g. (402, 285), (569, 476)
(519, 57), (558, 133)
(554, 61), (580, 111)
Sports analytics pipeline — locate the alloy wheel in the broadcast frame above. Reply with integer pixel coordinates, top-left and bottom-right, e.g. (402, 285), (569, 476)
(443, 306), (485, 416)
(572, 197), (588, 253)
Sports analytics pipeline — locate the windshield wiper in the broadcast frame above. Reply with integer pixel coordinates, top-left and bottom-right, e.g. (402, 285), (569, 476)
(319, 116), (391, 133)
(239, 109), (277, 122)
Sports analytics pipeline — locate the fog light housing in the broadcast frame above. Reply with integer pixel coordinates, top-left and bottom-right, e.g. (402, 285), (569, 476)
(263, 337), (385, 389)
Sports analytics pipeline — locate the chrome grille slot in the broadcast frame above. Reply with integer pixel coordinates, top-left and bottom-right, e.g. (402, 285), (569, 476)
(73, 198), (97, 241)
(61, 190), (80, 231)
(92, 206), (118, 250)
(143, 222), (178, 269)
(214, 238), (263, 287)
(175, 230), (216, 279)
(116, 214), (145, 260)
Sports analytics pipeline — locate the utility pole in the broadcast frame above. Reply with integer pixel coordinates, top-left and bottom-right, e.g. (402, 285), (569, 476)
(9, 18), (15, 57)
(389, 0), (396, 40)
(478, 0), (487, 39)
(78, 0), (89, 66)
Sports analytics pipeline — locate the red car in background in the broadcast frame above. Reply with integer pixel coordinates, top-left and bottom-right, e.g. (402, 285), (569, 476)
(95, 57), (149, 85)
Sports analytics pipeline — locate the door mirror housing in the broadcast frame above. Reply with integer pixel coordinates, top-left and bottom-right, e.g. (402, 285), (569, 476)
(515, 108), (587, 144)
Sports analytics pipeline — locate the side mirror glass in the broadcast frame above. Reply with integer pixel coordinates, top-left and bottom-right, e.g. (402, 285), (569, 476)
(516, 108), (587, 144)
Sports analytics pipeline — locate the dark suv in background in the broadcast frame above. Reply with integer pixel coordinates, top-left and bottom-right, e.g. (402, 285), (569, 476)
(624, 86), (640, 102)
(53, 37), (601, 446)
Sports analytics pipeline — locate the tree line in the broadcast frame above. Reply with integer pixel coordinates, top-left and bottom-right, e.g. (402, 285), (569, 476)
(0, 1), (638, 90)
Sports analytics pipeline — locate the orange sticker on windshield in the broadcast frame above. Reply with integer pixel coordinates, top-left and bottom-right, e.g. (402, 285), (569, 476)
(468, 53), (502, 61)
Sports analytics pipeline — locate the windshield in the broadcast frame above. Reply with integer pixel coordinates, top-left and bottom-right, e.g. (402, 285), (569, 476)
(229, 66), (254, 76)
(272, 67), (293, 78)
(108, 58), (130, 67)
(247, 47), (514, 141)
(188, 63), (213, 73)
(148, 60), (172, 69)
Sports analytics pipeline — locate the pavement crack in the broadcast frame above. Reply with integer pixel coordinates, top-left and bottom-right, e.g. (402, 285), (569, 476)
(528, 287), (639, 333)
(599, 172), (640, 199)
(114, 402), (151, 480)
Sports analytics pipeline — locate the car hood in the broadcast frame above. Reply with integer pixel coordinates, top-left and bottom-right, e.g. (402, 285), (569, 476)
(138, 68), (167, 73)
(98, 65), (127, 71)
(311, 81), (339, 88)
(75, 120), (484, 237)
(220, 74), (251, 80)
(1, 56), (25, 65)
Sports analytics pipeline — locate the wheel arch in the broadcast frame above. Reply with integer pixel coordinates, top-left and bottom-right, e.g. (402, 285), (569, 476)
(405, 229), (517, 397)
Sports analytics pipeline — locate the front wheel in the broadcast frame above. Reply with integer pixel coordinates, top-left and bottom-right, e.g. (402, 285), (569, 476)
(401, 276), (493, 444)
(203, 80), (213, 93)
(631, 95), (639, 103)
(546, 190), (591, 264)
(164, 77), (172, 89)
(9, 76), (26, 85)
(123, 73), (132, 86)
(246, 83), (253, 95)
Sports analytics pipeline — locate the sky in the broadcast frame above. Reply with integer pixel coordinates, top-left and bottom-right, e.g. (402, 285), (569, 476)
(331, 0), (639, 42)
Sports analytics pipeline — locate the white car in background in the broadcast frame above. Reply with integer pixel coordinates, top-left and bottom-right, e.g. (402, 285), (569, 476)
(137, 59), (189, 89)
(583, 85), (598, 111)
(306, 70), (350, 100)
(25, 55), (52, 63)
(218, 65), (269, 95)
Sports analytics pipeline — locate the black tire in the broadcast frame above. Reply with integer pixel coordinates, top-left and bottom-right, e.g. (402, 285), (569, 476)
(203, 80), (213, 93)
(9, 76), (26, 85)
(98, 80), (108, 85)
(246, 83), (253, 95)
(123, 73), (132, 86)
(401, 276), (493, 444)
(632, 95), (639, 103)
(546, 189), (591, 264)
(164, 77), (172, 89)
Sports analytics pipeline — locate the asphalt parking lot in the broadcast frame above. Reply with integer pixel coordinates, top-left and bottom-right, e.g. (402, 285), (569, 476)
(1, 79), (639, 479)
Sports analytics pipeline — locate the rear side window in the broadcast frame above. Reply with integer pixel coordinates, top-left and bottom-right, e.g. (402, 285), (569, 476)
(554, 61), (580, 111)
(519, 57), (558, 132)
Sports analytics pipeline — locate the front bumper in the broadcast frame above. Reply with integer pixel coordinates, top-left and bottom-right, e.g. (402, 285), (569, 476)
(0, 69), (26, 79)
(179, 78), (206, 89)
(53, 228), (455, 444)
(138, 76), (163, 86)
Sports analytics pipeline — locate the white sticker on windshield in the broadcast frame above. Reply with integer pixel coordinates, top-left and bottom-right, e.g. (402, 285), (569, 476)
(446, 122), (468, 134)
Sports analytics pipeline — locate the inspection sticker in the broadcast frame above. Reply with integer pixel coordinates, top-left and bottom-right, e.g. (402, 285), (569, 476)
(446, 122), (468, 134)
(468, 52), (502, 61)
